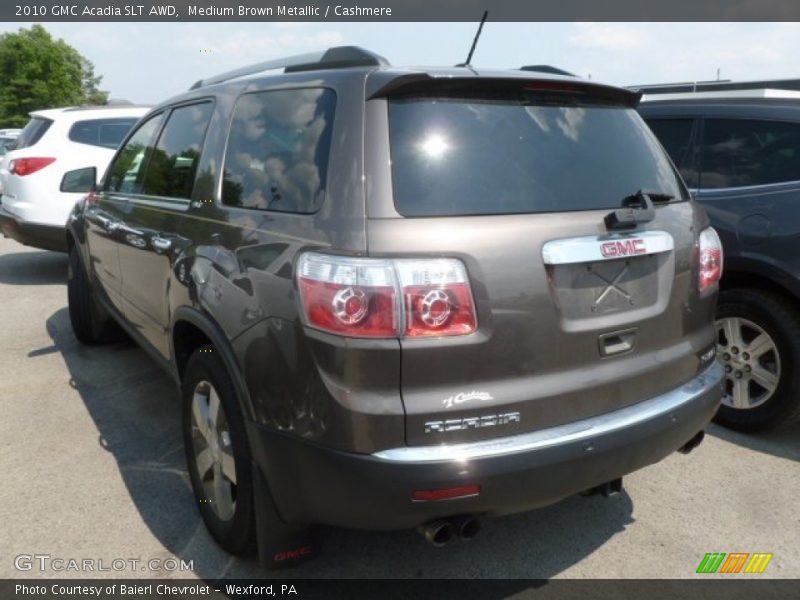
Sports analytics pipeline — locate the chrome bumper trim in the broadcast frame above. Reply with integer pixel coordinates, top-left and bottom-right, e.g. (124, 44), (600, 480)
(373, 361), (723, 463)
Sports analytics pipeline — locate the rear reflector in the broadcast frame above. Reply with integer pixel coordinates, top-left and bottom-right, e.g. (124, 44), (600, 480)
(698, 227), (723, 293)
(10, 157), (56, 176)
(297, 253), (477, 338)
(412, 485), (481, 502)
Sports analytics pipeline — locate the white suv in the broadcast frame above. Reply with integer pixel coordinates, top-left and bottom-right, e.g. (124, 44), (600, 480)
(0, 105), (149, 251)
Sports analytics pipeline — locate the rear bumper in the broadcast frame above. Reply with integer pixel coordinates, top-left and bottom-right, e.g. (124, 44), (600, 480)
(0, 205), (66, 252)
(248, 361), (723, 530)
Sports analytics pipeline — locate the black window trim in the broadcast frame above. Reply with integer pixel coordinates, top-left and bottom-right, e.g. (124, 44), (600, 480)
(217, 85), (338, 216)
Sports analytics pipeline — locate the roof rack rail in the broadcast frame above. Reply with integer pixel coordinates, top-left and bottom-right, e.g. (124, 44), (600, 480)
(520, 65), (576, 77)
(190, 46), (389, 90)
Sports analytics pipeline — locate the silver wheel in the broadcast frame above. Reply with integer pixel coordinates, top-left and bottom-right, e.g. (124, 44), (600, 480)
(717, 317), (781, 410)
(190, 380), (237, 521)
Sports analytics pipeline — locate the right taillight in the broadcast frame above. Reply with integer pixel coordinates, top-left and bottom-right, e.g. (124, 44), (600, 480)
(698, 227), (723, 293)
(296, 253), (477, 339)
(395, 259), (477, 337)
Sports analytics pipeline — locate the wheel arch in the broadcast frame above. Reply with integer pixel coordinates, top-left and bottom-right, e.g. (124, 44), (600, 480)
(171, 306), (255, 422)
(720, 267), (800, 308)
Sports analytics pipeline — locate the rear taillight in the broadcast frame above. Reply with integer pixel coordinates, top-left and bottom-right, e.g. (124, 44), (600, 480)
(297, 253), (477, 339)
(9, 157), (56, 176)
(698, 227), (723, 293)
(297, 255), (398, 337)
(396, 259), (477, 337)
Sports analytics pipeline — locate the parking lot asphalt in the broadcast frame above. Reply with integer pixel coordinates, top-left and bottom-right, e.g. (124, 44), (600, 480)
(0, 235), (798, 580)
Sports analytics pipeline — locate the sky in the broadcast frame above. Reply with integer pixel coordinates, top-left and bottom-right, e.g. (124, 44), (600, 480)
(2, 22), (800, 105)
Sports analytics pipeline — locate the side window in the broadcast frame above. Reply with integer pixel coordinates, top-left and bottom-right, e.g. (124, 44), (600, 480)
(700, 118), (800, 189)
(222, 88), (336, 213)
(141, 102), (214, 200)
(106, 113), (165, 193)
(68, 118), (140, 149)
(645, 118), (698, 187)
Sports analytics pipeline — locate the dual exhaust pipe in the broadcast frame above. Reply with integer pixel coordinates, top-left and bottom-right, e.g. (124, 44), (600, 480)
(678, 430), (705, 454)
(418, 515), (481, 547)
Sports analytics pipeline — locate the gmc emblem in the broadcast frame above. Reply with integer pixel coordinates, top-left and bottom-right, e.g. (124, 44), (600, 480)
(600, 239), (646, 258)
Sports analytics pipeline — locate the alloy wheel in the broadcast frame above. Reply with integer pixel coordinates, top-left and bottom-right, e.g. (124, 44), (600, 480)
(190, 380), (237, 521)
(716, 317), (781, 410)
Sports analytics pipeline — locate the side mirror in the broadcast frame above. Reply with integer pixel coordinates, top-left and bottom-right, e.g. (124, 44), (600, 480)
(60, 167), (96, 193)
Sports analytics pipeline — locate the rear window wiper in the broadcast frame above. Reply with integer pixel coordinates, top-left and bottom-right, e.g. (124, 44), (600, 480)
(638, 189), (675, 203)
(604, 189), (673, 230)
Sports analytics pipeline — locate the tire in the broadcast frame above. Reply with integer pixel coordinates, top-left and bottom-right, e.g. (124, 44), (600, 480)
(182, 345), (256, 555)
(67, 245), (120, 344)
(714, 288), (800, 432)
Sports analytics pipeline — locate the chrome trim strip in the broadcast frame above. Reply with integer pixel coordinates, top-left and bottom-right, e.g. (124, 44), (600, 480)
(372, 361), (723, 463)
(542, 230), (674, 265)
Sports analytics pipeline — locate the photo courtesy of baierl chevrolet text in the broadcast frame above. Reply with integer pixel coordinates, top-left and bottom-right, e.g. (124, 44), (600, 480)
(0, 1), (797, 599)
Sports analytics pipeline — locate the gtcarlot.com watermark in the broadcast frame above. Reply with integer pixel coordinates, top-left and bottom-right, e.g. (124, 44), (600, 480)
(14, 553), (193, 573)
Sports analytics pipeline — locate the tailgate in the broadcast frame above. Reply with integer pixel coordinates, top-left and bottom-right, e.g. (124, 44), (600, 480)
(365, 81), (717, 446)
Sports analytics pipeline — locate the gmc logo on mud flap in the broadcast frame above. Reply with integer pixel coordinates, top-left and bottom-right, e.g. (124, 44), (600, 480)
(600, 239), (646, 257)
(273, 546), (313, 562)
(424, 412), (521, 433)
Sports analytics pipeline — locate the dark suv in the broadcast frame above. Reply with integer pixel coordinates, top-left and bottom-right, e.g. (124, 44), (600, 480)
(639, 95), (800, 431)
(64, 47), (723, 566)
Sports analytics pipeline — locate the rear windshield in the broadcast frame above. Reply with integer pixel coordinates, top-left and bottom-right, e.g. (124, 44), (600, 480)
(388, 98), (687, 217)
(69, 118), (140, 149)
(13, 117), (53, 150)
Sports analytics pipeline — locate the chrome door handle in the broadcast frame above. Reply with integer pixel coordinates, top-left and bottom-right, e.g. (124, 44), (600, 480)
(151, 236), (172, 252)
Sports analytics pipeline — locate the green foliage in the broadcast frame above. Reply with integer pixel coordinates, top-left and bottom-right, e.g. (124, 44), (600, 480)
(0, 25), (109, 127)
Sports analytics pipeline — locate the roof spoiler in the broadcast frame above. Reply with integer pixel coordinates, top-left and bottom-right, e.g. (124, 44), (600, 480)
(190, 46), (389, 90)
(367, 74), (642, 107)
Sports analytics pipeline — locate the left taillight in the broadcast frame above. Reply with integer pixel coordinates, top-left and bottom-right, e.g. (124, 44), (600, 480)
(698, 227), (723, 293)
(296, 253), (477, 339)
(297, 254), (399, 338)
(9, 157), (56, 176)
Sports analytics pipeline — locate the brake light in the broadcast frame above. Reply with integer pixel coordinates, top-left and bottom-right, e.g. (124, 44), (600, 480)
(296, 254), (477, 339)
(698, 227), (723, 292)
(10, 157), (56, 176)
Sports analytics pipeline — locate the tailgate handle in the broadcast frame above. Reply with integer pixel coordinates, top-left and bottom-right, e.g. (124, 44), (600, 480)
(599, 328), (637, 357)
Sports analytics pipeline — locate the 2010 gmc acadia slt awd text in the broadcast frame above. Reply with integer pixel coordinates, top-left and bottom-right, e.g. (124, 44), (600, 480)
(63, 47), (724, 566)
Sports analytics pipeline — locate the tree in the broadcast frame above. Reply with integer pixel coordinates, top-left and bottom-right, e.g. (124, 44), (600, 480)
(0, 25), (109, 127)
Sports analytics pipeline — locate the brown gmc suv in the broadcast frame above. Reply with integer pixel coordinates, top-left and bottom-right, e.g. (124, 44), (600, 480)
(62, 47), (724, 567)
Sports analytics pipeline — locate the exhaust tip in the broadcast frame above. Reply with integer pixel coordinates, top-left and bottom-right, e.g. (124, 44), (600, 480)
(418, 519), (455, 547)
(678, 430), (705, 454)
(454, 515), (481, 541)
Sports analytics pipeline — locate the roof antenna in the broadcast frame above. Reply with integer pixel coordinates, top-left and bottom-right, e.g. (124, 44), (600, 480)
(457, 10), (488, 67)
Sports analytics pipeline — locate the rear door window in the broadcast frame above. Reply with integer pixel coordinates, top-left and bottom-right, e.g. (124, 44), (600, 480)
(645, 118), (699, 188)
(141, 102), (214, 200)
(388, 99), (686, 217)
(13, 117), (53, 150)
(68, 118), (140, 149)
(221, 88), (336, 214)
(699, 118), (800, 189)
